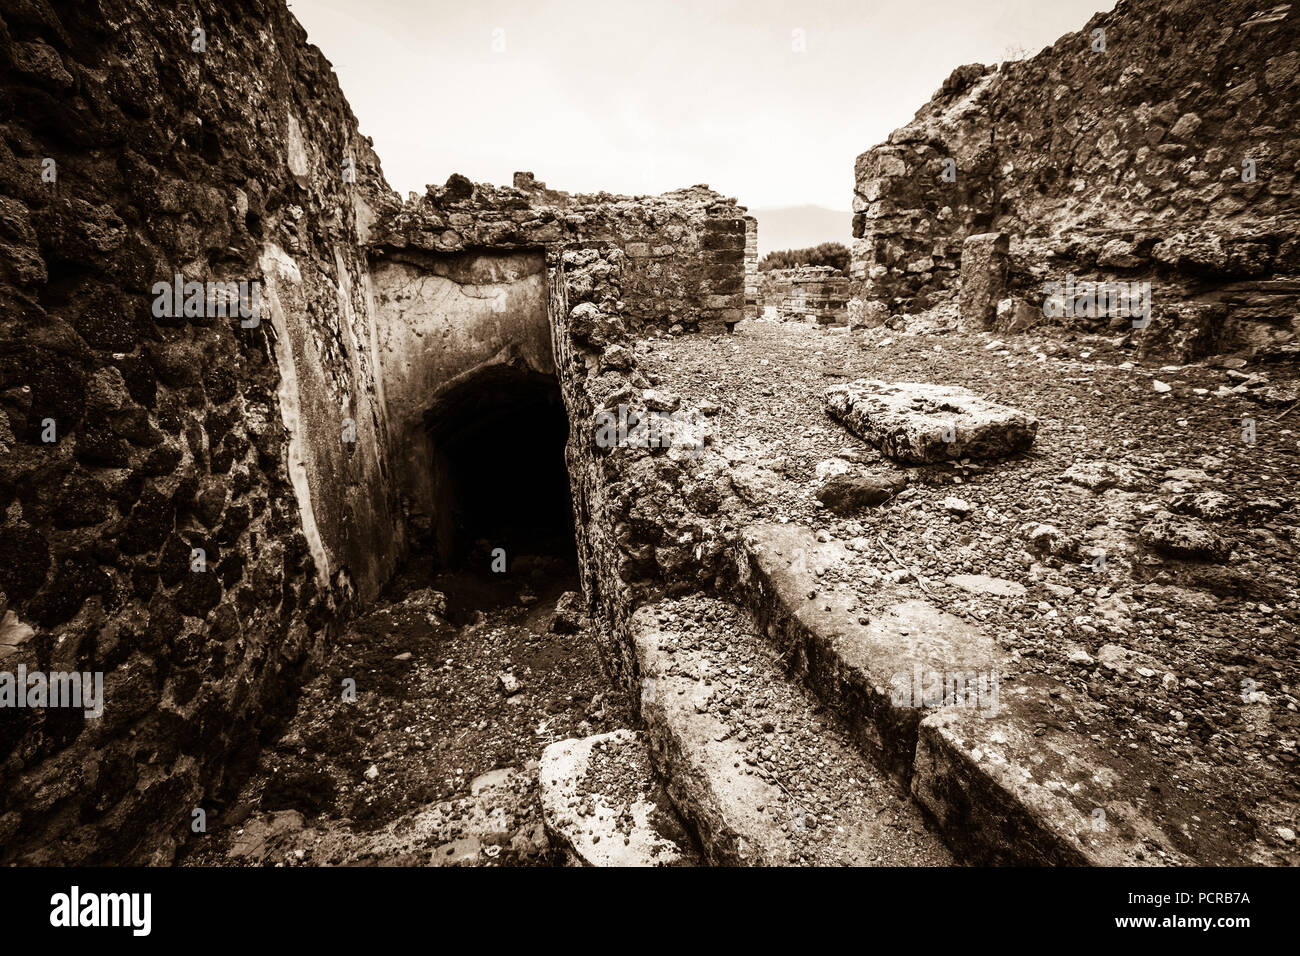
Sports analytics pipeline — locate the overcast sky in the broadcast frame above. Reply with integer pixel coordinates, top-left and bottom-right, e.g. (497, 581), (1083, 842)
(289, 0), (1113, 210)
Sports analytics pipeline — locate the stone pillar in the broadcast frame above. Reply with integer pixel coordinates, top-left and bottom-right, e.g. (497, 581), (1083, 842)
(958, 232), (1009, 331)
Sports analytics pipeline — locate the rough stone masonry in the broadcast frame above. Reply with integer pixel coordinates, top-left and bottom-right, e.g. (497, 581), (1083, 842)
(0, 0), (748, 863)
(850, 0), (1299, 362)
(0, 0), (1296, 871)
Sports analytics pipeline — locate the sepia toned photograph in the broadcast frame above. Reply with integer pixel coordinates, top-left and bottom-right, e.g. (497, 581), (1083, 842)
(0, 0), (1295, 937)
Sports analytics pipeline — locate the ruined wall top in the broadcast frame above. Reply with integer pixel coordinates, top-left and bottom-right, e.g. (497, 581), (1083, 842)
(763, 265), (847, 281)
(370, 172), (747, 255)
(369, 174), (750, 334)
(851, 0), (1300, 309)
(885, 0), (1297, 235)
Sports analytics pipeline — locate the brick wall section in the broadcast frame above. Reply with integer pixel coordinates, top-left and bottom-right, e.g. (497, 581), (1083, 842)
(372, 176), (749, 333)
(0, 0), (402, 863)
(759, 266), (851, 325)
(850, 0), (1300, 353)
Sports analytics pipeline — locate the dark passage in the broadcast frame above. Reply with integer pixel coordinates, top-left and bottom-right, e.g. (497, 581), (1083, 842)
(425, 364), (576, 579)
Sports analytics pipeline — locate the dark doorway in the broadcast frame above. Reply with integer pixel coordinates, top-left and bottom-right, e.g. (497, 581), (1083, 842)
(425, 364), (576, 576)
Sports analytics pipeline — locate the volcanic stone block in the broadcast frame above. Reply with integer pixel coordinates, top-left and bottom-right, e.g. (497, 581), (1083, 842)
(958, 232), (1009, 331)
(815, 468), (908, 513)
(825, 380), (1037, 463)
(551, 590), (583, 634)
(1138, 511), (1230, 561)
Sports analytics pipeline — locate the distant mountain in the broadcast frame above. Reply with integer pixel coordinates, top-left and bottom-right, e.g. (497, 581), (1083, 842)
(751, 205), (853, 257)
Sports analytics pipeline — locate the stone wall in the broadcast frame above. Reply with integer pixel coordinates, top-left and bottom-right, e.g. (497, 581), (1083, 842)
(372, 175), (749, 334)
(0, 0), (403, 863)
(549, 245), (735, 688)
(850, 0), (1300, 355)
(0, 0), (753, 866)
(758, 266), (851, 325)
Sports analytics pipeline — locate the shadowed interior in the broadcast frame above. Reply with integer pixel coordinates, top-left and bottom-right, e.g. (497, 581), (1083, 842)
(424, 365), (576, 571)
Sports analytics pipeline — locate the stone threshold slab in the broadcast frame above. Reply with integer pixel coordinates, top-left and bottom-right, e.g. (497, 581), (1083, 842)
(913, 684), (1193, 866)
(734, 521), (998, 782)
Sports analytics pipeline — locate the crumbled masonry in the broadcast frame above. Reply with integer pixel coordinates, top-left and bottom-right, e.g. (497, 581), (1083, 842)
(0, 0), (1296, 866)
(849, 0), (1300, 361)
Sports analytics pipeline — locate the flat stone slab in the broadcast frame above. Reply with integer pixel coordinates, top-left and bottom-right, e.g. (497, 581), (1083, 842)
(825, 380), (1037, 463)
(630, 595), (950, 866)
(539, 730), (697, 867)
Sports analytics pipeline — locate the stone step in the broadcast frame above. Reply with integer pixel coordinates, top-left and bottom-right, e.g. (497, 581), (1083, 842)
(913, 682), (1191, 865)
(630, 595), (952, 866)
(736, 521), (998, 783)
(732, 521), (1196, 865)
(539, 730), (698, 867)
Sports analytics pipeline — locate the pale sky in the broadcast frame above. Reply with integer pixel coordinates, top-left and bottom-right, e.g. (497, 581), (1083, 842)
(289, 0), (1113, 210)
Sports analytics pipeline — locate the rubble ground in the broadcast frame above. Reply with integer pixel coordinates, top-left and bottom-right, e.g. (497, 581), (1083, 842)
(180, 561), (634, 866)
(636, 315), (1299, 864)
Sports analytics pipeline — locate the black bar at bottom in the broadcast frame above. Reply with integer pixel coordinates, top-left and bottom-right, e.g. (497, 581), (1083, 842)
(0, 865), (1286, 943)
